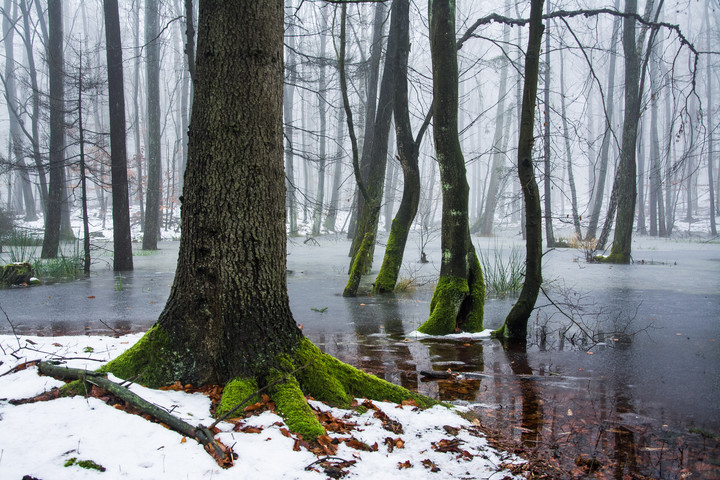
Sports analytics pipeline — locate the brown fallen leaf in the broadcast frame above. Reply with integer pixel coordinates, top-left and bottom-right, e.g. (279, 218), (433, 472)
(421, 459), (441, 472)
(397, 460), (412, 469)
(344, 438), (377, 452)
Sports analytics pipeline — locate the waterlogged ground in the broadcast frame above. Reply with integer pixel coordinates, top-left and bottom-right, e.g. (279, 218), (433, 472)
(1, 230), (718, 479)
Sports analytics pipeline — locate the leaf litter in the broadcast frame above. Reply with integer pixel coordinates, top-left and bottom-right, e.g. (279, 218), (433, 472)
(0, 333), (525, 479)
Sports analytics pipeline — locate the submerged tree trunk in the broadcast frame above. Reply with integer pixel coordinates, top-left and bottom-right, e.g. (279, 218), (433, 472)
(41, 0), (64, 259)
(416, 0), (484, 335)
(104, 0), (134, 271)
(373, 0), (422, 294)
(344, 0), (399, 296)
(604, 0), (641, 263)
(494, 0), (545, 343)
(103, 0), (428, 441)
(347, 2), (386, 241)
(143, 0), (162, 250)
(586, 0), (621, 242)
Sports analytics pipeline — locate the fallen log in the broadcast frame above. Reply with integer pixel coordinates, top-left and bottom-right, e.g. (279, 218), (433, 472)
(38, 361), (233, 467)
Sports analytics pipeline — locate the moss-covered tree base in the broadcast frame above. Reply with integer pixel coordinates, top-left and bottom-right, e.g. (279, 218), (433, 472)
(593, 252), (631, 264)
(344, 232), (375, 297)
(417, 252), (485, 335)
(100, 331), (435, 440)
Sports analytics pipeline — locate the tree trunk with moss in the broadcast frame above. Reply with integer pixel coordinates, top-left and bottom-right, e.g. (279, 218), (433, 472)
(101, 0), (430, 440)
(343, 0), (400, 296)
(373, 0), (421, 294)
(416, 0), (484, 335)
(493, 0), (544, 343)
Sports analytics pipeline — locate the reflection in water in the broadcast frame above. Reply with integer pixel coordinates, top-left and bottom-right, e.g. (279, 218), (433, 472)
(306, 289), (719, 480)
(504, 343), (543, 449)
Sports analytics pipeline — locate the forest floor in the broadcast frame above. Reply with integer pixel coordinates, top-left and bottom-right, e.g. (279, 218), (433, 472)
(0, 333), (528, 480)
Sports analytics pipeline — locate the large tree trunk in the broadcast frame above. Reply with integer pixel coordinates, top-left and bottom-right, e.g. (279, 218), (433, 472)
(104, 0), (428, 441)
(604, 0), (641, 264)
(104, 0), (134, 271)
(41, 0), (64, 259)
(494, 0), (545, 343)
(416, 0), (484, 335)
(143, 0), (162, 250)
(373, 0), (422, 294)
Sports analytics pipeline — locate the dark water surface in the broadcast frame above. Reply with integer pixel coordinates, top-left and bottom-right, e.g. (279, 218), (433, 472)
(1, 236), (718, 478)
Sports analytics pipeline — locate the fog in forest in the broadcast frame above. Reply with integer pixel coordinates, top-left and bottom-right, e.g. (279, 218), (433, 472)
(0, 1), (718, 479)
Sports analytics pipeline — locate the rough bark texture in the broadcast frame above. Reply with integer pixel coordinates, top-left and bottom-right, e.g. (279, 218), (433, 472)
(104, 0), (134, 271)
(103, 0), (429, 440)
(494, 0), (545, 343)
(417, 0), (485, 335)
(373, 0), (421, 294)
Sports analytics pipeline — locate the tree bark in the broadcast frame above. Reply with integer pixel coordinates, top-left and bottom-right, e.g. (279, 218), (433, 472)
(41, 0), (64, 259)
(143, 0), (162, 250)
(541, 0), (555, 248)
(494, 0), (545, 343)
(604, 0), (641, 264)
(706, 0), (717, 235)
(586, 0), (621, 242)
(343, 0), (399, 296)
(373, 0), (422, 294)
(416, 0), (484, 335)
(103, 1), (429, 441)
(104, 0), (134, 271)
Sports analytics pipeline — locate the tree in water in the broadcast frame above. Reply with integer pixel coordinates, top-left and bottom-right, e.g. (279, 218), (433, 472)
(372, 0), (426, 294)
(493, 0), (545, 343)
(415, 0), (485, 335)
(143, 0), (162, 250)
(41, 0), (64, 259)
(100, 0), (430, 439)
(104, 0), (134, 272)
(601, 0), (641, 264)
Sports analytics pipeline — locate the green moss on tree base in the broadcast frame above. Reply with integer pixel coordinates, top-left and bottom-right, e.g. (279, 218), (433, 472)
(372, 221), (406, 294)
(594, 252), (630, 264)
(216, 377), (259, 418)
(344, 232), (374, 297)
(417, 275), (468, 335)
(100, 325), (181, 388)
(268, 368), (325, 439)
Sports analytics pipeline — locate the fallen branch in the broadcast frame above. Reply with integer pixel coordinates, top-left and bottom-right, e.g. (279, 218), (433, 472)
(38, 361), (233, 468)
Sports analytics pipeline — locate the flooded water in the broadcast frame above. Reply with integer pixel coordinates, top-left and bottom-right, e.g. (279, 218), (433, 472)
(1, 233), (718, 479)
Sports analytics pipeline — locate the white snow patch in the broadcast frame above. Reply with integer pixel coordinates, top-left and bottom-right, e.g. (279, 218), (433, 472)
(0, 333), (521, 480)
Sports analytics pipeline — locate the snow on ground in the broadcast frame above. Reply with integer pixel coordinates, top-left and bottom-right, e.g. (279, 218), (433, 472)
(0, 334), (522, 480)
